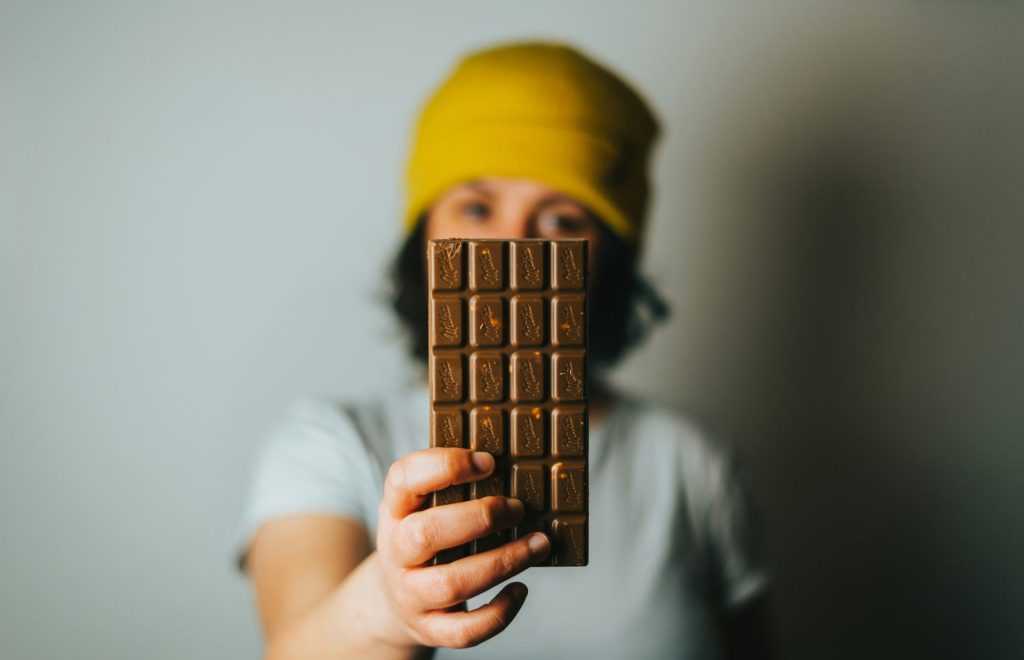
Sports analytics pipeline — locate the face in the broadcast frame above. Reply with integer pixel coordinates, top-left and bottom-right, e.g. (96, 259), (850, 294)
(424, 177), (604, 271)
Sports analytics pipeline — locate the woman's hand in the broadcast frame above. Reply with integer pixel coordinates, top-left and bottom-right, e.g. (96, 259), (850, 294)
(372, 448), (551, 650)
(259, 447), (550, 660)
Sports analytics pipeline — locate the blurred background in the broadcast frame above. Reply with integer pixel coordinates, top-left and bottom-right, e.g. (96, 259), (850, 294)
(2, 1), (1022, 658)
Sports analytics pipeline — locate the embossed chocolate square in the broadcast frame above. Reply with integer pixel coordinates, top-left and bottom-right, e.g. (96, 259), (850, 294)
(426, 239), (588, 566)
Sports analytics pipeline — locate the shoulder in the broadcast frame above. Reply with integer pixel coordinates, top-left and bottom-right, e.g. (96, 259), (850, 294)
(603, 393), (769, 607)
(233, 396), (386, 568)
(612, 393), (742, 513)
(263, 397), (375, 462)
(267, 387), (413, 458)
(274, 397), (362, 438)
(259, 382), (430, 482)
(249, 396), (388, 503)
(615, 394), (733, 472)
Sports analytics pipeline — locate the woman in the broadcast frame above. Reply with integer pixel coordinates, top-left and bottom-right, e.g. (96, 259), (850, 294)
(238, 41), (772, 659)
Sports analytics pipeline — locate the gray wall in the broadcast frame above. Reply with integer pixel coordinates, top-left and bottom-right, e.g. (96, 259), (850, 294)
(2, 2), (1022, 658)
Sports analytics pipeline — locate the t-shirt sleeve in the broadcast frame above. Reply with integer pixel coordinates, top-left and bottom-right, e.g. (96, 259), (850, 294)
(233, 399), (384, 572)
(705, 450), (770, 610)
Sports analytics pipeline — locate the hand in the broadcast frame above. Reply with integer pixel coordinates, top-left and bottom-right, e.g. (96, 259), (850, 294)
(374, 448), (551, 650)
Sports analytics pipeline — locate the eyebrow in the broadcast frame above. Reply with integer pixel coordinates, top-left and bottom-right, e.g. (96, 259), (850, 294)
(461, 180), (496, 198)
(537, 194), (581, 207)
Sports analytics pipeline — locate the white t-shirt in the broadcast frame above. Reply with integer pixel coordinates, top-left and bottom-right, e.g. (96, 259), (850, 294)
(236, 383), (768, 659)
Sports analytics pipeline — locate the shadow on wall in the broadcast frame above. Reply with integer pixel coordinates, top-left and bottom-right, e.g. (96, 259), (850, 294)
(667, 8), (1024, 659)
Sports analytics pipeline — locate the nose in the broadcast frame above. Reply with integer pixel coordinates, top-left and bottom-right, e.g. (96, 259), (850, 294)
(523, 222), (542, 239)
(499, 208), (537, 239)
(522, 212), (549, 239)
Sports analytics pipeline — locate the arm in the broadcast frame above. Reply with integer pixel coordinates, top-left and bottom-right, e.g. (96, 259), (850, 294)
(702, 447), (774, 660)
(245, 448), (551, 659)
(247, 514), (376, 653)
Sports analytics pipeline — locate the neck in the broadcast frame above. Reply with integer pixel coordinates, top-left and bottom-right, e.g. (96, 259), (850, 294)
(589, 379), (616, 426)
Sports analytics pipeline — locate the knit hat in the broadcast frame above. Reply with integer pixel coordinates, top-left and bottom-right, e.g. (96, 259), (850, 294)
(403, 41), (661, 243)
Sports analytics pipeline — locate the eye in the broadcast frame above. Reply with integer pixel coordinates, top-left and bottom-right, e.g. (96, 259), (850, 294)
(462, 201), (491, 222)
(537, 208), (587, 234)
(553, 215), (583, 230)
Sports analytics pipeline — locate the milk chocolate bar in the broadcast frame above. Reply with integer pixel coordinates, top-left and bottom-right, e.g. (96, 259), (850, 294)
(427, 239), (588, 566)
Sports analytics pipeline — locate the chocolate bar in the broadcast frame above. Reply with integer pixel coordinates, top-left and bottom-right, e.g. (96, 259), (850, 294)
(427, 238), (588, 566)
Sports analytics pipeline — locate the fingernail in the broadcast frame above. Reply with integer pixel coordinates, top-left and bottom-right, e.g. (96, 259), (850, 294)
(506, 498), (525, 517)
(509, 582), (528, 600)
(527, 532), (550, 555)
(471, 452), (494, 473)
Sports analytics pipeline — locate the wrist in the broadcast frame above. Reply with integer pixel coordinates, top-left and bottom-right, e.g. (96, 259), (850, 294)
(327, 552), (430, 659)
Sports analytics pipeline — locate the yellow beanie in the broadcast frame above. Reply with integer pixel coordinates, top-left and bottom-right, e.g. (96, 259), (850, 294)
(403, 41), (660, 243)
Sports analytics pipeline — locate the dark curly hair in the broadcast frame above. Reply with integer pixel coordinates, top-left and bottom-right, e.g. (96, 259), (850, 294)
(388, 214), (670, 374)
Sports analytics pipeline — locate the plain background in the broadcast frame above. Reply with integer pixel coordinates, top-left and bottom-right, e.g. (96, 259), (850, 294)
(3, 2), (1023, 658)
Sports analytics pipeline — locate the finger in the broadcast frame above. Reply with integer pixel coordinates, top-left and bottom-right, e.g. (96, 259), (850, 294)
(391, 496), (525, 567)
(383, 449), (495, 517)
(408, 532), (550, 609)
(421, 582), (529, 649)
